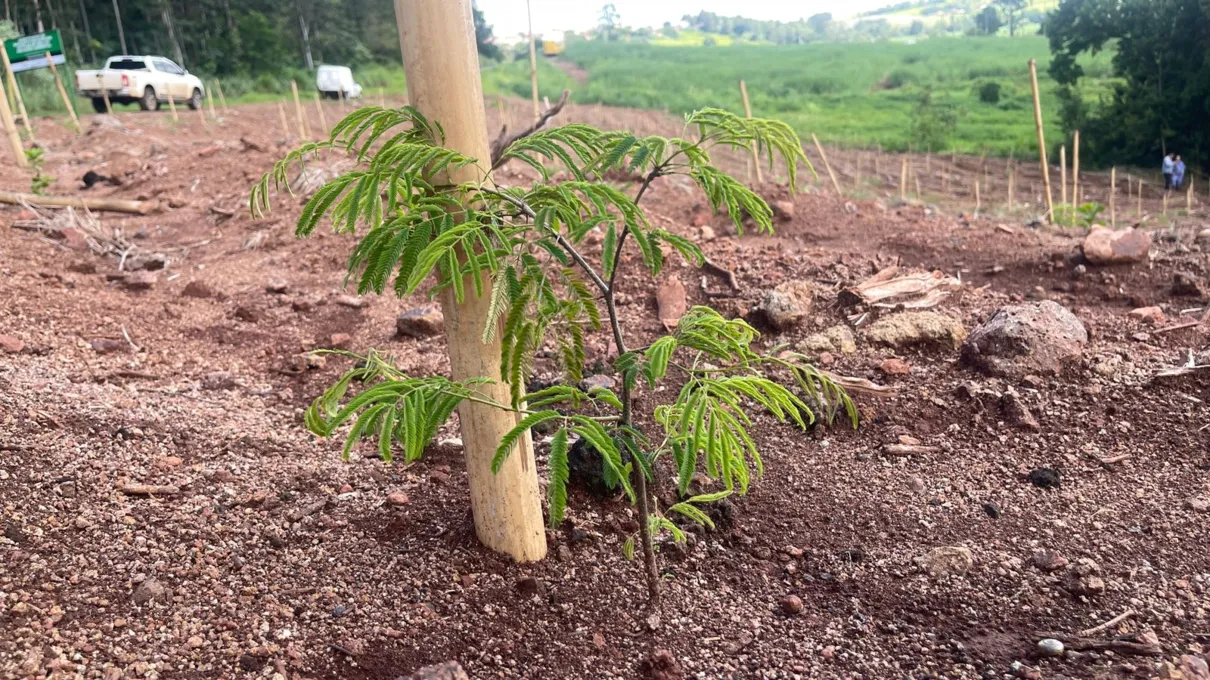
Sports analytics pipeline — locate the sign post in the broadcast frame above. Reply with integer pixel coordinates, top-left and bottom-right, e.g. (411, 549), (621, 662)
(43, 51), (80, 133)
(0, 75), (26, 167)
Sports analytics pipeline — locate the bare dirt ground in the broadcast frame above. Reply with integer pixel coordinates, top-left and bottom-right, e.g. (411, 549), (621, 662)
(1, 98), (1209, 680)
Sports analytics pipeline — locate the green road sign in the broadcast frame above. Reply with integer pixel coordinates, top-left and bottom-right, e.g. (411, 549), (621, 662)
(5, 30), (65, 73)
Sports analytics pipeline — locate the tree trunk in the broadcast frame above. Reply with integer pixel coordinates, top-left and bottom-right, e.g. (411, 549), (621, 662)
(112, 0), (128, 54)
(32, 0), (44, 32)
(162, 0), (185, 67)
(221, 0), (241, 66)
(295, 0), (314, 69)
(77, 0), (95, 62)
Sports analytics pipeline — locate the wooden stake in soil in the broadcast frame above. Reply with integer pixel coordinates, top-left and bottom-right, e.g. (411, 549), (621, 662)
(811, 133), (843, 199)
(1110, 166), (1116, 227)
(44, 51), (80, 134)
(338, 87), (346, 109)
(277, 101), (289, 137)
(914, 171), (921, 200)
(313, 92), (328, 134)
(0, 189), (152, 213)
(215, 80), (228, 112)
(195, 91), (207, 127)
(166, 92), (178, 122)
(1163, 190), (1168, 216)
(1072, 129), (1080, 208)
(97, 73), (113, 116)
(0, 46), (32, 140)
(899, 156), (907, 200)
(1188, 176), (1194, 212)
(1138, 179), (1143, 217)
(1007, 166), (1015, 210)
(205, 82), (217, 120)
(739, 80), (762, 184)
(526, 0), (539, 122)
(395, 0), (547, 563)
(0, 76), (26, 167)
(974, 179), (981, 215)
(378, 87), (386, 109)
(1028, 59), (1054, 221)
(1059, 144), (1067, 209)
(289, 80), (307, 139)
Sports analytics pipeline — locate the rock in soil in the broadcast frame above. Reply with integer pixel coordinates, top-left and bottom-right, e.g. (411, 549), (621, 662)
(121, 271), (157, 291)
(1001, 390), (1040, 430)
(89, 338), (125, 354)
(1032, 550), (1069, 572)
(405, 662), (470, 680)
(780, 594), (804, 615)
(879, 358), (911, 375)
(1082, 226), (1151, 265)
(1062, 558), (1105, 597)
(1027, 467), (1061, 489)
(0, 335), (24, 353)
(181, 280), (219, 299)
(915, 546), (973, 577)
(1185, 497), (1209, 512)
(641, 649), (684, 680)
(754, 280), (814, 331)
(580, 373), (617, 392)
(796, 324), (856, 355)
(862, 311), (966, 349)
(131, 578), (167, 605)
(656, 275), (688, 331)
(396, 304), (444, 338)
(1037, 639), (1065, 657)
(201, 371), (236, 390)
(771, 199), (794, 221)
(961, 301), (1087, 379)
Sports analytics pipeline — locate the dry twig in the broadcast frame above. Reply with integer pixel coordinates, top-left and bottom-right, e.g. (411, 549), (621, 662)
(1078, 609), (1137, 637)
(490, 90), (570, 166)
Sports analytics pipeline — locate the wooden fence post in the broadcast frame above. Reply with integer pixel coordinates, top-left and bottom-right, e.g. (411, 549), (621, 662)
(974, 179), (981, 215)
(290, 80), (307, 138)
(1028, 59), (1054, 222)
(395, 0), (547, 562)
(1071, 129), (1080, 208)
(313, 92), (328, 134)
(739, 80), (762, 184)
(166, 92), (178, 122)
(1059, 145), (1067, 209)
(811, 133), (842, 199)
(899, 156), (907, 200)
(277, 101), (289, 137)
(1007, 165), (1015, 210)
(0, 47), (33, 140)
(44, 52), (81, 134)
(0, 75), (26, 167)
(215, 80), (229, 112)
(1137, 179), (1143, 218)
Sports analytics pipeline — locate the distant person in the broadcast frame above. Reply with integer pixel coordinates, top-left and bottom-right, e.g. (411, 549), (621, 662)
(1163, 152), (1176, 190)
(1173, 155), (1186, 190)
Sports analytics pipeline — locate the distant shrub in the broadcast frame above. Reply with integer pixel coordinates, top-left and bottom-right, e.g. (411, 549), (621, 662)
(967, 65), (1010, 79)
(901, 53), (924, 65)
(702, 36), (717, 46)
(978, 81), (1002, 104)
(880, 68), (914, 89)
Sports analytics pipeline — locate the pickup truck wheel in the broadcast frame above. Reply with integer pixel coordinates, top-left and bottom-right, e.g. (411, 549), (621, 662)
(91, 98), (107, 114)
(138, 86), (157, 111)
(187, 88), (202, 110)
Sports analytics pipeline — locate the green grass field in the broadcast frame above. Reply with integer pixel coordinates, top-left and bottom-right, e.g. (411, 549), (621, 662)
(553, 35), (1114, 156)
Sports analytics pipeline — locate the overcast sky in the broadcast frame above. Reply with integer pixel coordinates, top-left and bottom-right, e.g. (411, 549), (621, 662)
(477, 1), (896, 41)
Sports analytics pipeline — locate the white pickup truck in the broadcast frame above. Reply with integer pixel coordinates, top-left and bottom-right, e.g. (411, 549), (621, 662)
(75, 55), (205, 113)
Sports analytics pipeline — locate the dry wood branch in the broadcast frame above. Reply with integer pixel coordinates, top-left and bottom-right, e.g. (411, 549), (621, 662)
(1153, 321), (1200, 335)
(0, 190), (155, 214)
(1078, 609), (1137, 637)
(700, 258), (739, 291)
(839, 267), (962, 309)
(490, 89), (570, 166)
(1034, 632), (1161, 657)
(821, 372), (899, 398)
(884, 443), (940, 456)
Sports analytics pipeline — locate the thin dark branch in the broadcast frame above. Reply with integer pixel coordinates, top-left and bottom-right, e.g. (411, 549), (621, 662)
(489, 90), (572, 169)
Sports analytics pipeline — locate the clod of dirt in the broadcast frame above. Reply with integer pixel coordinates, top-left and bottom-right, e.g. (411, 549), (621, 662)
(1026, 467), (1061, 489)
(201, 371), (236, 391)
(405, 661), (470, 680)
(1001, 390), (1039, 430)
(1032, 550), (1069, 572)
(1082, 226), (1151, 265)
(396, 305), (444, 338)
(265, 279), (289, 294)
(1062, 558), (1105, 597)
(233, 306), (260, 323)
(131, 578), (167, 605)
(754, 280), (814, 331)
(982, 502), (1001, 518)
(181, 280), (218, 299)
(915, 546), (973, 578)
(641, 649), (684, 680)
(879, 358), (911, 375)
(0, 335), (24, 353)
(656, 275), (687, 331)
(89, 338), (125, 354)
(961, 301), (1087, 379)
(796, 325), (856, 355)
(515, 576), (543, 597)
(329, 333), (352, 349)
(862, 311), (966, 349)
(237, 653), (264, 672)
(1172, 271), (1206, 297)
(1128, 306), (1166, 324)
(771, 199), (795, 221)
(1185, 497), (1209, 512)
(120, 271), (157, 291)
(779, 594), (804, 615)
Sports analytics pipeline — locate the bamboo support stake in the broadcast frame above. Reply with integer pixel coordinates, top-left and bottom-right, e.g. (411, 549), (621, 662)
(899, 156), (907, 200)
(1059, 145), (1067, 208)
(338, 88), (346, 109)
(395, 0), (546, 562)
(0, 75), (26, 167)
(1109, 166), (1116, 227)
(1187, 177), (1194, 212)
(811, 134), (842, 199)
(44, 52), (80, 134)
(974, 179), (981, 215)
(378, 88), (386, 108)
(526, 0), (539, 121)
(289, 80), (307, 138)
(97, 74), (113, 116)
(313, 92), (327, 134)
(1137, 180), (1143, 217)
(1072, 129), (1080, 207)
(1028, 59), (1054, 221)
(195, 92), (206, 127)
(1007, 166), (1015, 210)
(205, 82), (217, 120)
(1163, 190), (1168, 216)
(277, 101), (289, 137)
(0, 47), (32, 140)
(0, 189), (152, 213)
(166, 92), (178, 122)
(739, 80), (762, 184)
(215, 80), (228, 112)
(914, 172), (921, 200)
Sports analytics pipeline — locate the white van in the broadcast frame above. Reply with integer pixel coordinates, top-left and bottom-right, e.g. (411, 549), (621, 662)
(316, 65), (362, 100)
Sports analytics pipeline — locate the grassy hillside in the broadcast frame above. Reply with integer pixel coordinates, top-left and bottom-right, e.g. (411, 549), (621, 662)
(559, 35), (1114, 155)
